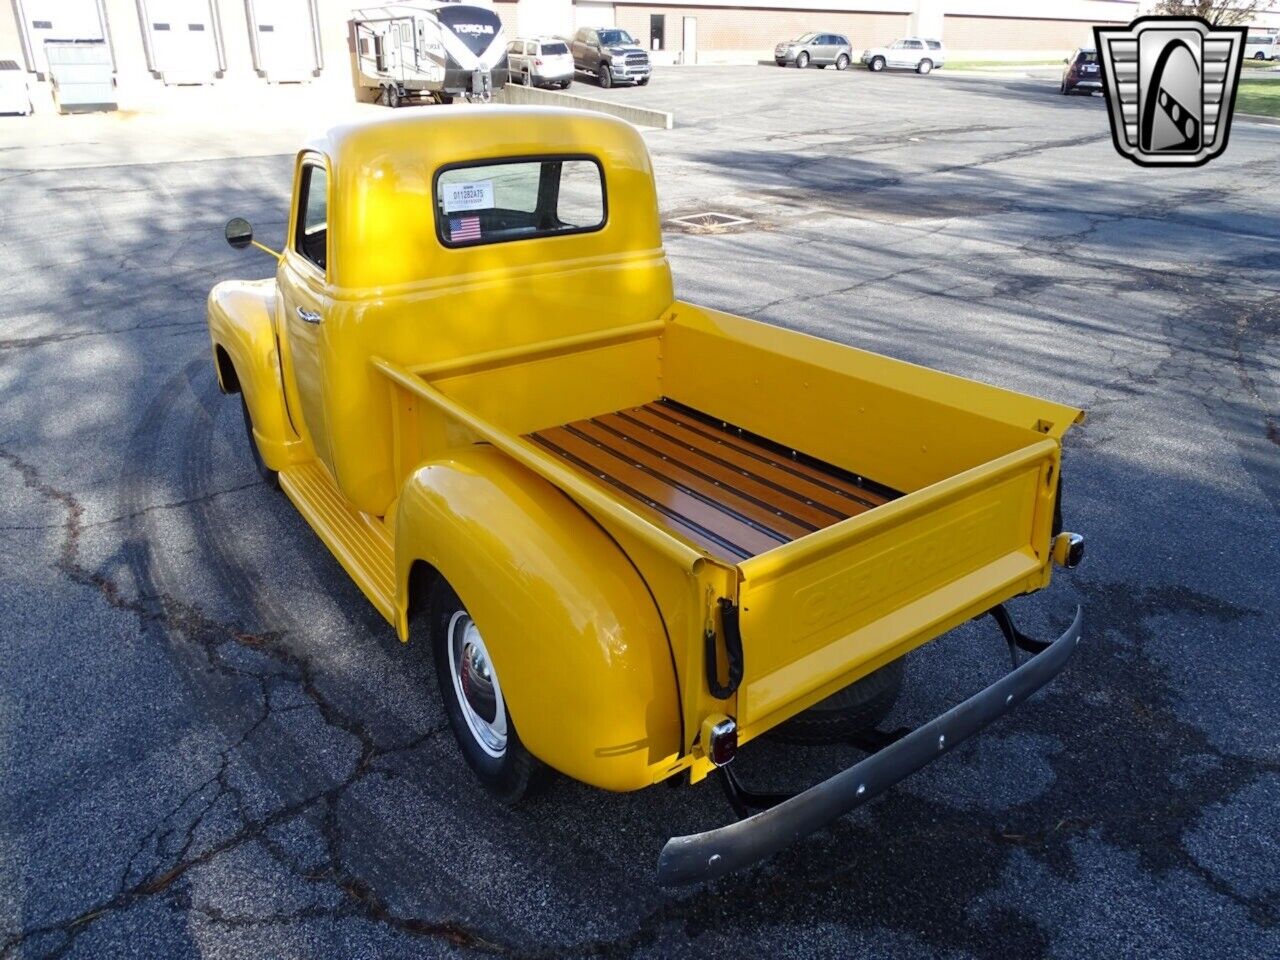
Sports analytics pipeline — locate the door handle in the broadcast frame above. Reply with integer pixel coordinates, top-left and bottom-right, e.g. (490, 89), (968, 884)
(296, 306), (322, 324)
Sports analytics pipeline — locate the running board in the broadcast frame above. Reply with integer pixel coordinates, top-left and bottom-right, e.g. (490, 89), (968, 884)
(278, 462), (396, 624)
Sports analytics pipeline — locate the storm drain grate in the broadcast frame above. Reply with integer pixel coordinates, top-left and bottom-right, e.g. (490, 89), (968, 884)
(667, 211), (755, 229)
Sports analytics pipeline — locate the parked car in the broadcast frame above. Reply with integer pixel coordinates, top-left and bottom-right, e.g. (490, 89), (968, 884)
(506, 36), (573, 89)
(211, 106), (1088, 887)
(1245, 34), (1276, 61)
(774, 33), (853, 70)
(861, 37), (946, 74)
(1060, 47), (1102, 95)
(571, 27), (650, 88)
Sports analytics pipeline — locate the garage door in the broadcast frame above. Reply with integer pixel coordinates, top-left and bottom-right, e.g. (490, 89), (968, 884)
(141, 0), (223, 84)
(247, 0), (318, 82)
(18, 0), (108, 77)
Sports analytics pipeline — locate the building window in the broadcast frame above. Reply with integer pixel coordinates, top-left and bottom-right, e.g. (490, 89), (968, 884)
(650, 15), (665, 52)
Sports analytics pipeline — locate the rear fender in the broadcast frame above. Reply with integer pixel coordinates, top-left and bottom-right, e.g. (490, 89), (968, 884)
(207, 279), (299, 470)
(394, 446), (682, 791)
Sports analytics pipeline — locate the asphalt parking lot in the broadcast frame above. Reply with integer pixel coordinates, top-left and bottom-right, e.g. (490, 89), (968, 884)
(1, 64), (1278, 958)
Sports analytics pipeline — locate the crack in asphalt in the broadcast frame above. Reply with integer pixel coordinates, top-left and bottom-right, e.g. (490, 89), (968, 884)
(0, 443), (476, 958)
(0, 318), (210, 352)
(0, 479), (264, 532)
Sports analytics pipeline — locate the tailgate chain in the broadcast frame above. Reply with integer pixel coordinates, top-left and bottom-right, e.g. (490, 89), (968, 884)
(705, 598), (744, 699)
(990, 604), (1053, 668)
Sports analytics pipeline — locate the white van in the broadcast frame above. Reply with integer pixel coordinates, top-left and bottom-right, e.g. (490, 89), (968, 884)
(1245, 34), (1277, 61)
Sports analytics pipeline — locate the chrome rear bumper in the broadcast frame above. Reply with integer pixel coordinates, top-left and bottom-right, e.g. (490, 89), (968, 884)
(657, 606), (1084, 886)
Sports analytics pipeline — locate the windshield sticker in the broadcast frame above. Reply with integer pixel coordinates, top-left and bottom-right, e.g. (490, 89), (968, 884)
(442, 180), (494, 213)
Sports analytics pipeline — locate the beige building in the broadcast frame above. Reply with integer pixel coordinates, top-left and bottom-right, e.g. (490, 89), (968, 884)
(1, 0), (1277, 113)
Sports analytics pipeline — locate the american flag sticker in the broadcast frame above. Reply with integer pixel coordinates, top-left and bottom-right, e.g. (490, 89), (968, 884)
(449, 214), (481, 242)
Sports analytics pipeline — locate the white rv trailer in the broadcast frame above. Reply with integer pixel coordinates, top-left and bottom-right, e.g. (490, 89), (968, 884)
(349, 1), (506, 105)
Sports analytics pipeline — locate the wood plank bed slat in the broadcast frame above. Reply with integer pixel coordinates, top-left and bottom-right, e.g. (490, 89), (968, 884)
(527, 400), (897, 563)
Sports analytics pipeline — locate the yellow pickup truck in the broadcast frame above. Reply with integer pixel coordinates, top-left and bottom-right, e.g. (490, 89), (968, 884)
(208, 106), (1086, 885)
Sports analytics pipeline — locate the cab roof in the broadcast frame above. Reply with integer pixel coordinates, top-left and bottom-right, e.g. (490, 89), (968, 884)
(302, 107), (662, 292)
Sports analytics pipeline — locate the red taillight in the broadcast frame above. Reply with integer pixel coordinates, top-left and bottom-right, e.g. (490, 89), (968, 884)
(535, 58), (543, 66)
(708, 717), (738, 766)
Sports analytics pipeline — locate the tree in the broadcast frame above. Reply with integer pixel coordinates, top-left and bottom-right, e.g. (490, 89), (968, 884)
(1147, 0), (1276, 25)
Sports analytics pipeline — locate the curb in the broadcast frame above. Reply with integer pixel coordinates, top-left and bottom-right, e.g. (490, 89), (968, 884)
(1236, 112), (1280, 126)
(496, 84), (674, 130)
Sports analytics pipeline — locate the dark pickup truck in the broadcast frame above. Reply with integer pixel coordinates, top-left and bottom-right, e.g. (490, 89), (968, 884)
(570, 27), (651, 88)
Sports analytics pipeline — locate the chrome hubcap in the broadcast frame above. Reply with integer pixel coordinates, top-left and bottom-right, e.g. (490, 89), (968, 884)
(447, 611), (507, 758)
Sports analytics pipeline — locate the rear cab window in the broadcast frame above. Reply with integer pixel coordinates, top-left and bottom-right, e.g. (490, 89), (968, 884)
(926, 40), (941, 50)
(542, 41), (568, 55)
(435, 156), (606, 248)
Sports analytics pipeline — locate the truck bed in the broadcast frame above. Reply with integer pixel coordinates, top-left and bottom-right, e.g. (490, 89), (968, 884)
(527, 399), (898, 563)
(375, 301), (1082, 745)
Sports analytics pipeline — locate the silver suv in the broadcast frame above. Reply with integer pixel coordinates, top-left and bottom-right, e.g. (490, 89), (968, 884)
(775, 33), (853, 70)
(861, 37), (947, 74)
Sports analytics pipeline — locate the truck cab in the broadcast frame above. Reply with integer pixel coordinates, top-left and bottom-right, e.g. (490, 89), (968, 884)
(208, 106), (1086, 885)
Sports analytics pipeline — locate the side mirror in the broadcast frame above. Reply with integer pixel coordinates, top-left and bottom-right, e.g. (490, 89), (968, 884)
(225, 217), (254, 249)
(1063, 57), (1070, 64)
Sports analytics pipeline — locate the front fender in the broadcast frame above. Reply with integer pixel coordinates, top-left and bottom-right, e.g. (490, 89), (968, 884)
(207, 278), (298, 471)
(395, 446), (682, 791)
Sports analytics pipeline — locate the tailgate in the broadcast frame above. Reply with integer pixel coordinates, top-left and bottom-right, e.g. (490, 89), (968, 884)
(733, 438), (1060, 736)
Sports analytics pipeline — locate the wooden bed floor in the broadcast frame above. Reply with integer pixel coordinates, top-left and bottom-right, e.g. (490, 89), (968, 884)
(527, 399), (898, 563)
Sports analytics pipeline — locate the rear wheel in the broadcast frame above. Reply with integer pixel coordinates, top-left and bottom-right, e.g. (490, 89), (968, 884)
(388, 85), (401, 108)
(1256, 51), (1267, 60)
(917, 58), (933, 75)
(239, 396), (278, 489)
(522, 69), (532, 86)
(836, 54), (850, 71)
(796, 51), (810, 69)
(429, 581), (544, 803)
(767, 657), (905, 745)
(869, 56), (885, 72)
(378, 84), (390, 106)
